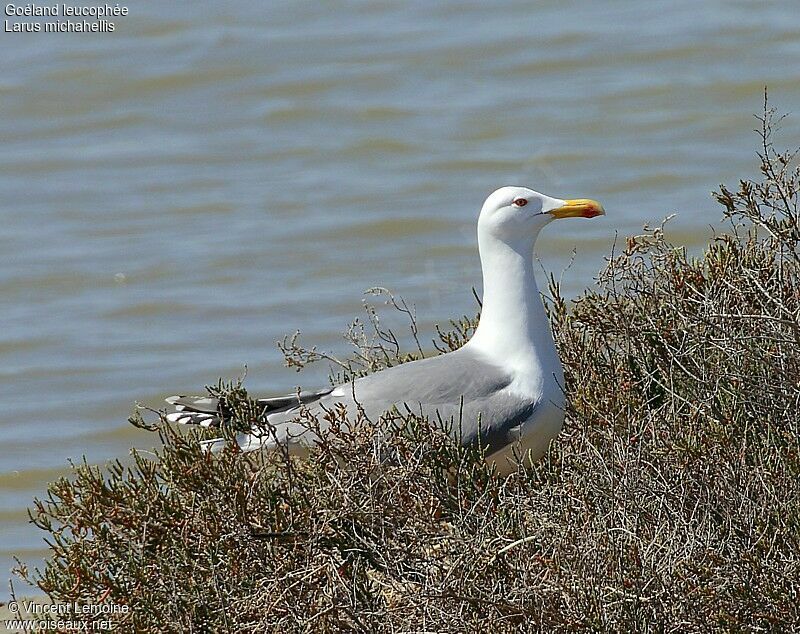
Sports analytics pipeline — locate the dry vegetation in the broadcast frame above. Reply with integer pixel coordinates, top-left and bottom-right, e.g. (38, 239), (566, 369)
(12, 101), (800, 632)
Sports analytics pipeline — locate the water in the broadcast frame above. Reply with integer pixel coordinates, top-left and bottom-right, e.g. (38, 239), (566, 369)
(1, 0), (799, 597)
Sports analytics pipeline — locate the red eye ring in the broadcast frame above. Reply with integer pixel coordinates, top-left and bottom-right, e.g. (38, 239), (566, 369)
(513, 198), (528, 207)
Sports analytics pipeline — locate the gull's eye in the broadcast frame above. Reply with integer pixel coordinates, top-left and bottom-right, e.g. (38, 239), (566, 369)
(513, 198), (528, 207)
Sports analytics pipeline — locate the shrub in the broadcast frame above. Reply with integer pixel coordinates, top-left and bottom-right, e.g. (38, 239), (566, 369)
(14, 98), (799, 632)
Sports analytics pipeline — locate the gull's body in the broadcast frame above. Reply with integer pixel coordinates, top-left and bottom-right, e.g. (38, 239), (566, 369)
(167, 187), (603, 474)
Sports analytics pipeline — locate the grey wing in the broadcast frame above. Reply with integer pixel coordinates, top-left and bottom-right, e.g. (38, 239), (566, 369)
(166, 347), (539, 455)
(273, 346), (539, 454)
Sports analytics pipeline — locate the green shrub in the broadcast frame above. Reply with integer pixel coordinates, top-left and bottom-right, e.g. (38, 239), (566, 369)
(14, 99), (799, 632)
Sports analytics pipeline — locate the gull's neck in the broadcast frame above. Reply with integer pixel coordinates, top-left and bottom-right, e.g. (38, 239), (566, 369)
(466, 231), (563, 390)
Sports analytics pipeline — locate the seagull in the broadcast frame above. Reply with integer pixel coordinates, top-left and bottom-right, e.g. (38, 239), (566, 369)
(166, 187), (604, 474)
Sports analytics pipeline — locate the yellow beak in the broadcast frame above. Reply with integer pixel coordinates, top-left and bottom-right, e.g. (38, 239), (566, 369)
(549, 198), (605, 219)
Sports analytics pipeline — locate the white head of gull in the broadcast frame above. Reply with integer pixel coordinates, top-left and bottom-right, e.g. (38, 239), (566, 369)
(166, 187), (604, 475)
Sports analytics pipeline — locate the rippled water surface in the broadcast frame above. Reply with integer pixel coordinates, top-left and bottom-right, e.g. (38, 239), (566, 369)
(2, 0), (800, 595)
